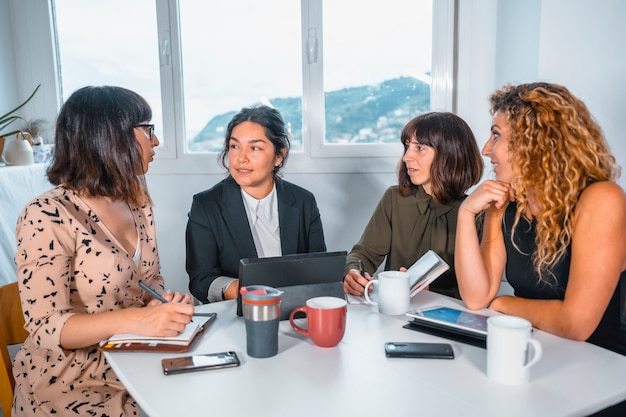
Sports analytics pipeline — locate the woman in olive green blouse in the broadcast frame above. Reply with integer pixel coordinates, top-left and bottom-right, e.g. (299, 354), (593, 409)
(344, 112), (483, 299)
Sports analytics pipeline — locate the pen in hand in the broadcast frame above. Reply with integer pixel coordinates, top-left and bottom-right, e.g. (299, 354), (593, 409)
(358, 259), (373, 295)
(358, 259), (367, 279)
(139, 281), (196, 322)
(139, 280), (169, 303)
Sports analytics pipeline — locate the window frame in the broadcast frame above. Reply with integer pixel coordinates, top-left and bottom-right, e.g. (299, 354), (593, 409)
(302, 0), (456, 160)
(13, 0), (456, 175)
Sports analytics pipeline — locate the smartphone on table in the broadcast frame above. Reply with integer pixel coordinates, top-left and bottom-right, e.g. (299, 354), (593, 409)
(162, 351), (240, 375)
(384, 342), (454, 359)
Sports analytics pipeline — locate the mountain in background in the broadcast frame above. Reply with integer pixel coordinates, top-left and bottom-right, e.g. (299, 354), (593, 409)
(189, 76), (430, 152)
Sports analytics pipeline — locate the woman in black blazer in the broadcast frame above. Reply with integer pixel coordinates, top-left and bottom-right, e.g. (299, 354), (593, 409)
(186, 106), (326, 303)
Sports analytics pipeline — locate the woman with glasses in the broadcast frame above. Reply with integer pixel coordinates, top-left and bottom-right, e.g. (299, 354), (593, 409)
(12, 86), (193, 416)
(186, 105), (326, 303)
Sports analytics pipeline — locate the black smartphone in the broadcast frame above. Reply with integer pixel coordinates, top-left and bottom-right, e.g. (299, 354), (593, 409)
(161, 351), (240, 375)
(384, 342), (454, 359)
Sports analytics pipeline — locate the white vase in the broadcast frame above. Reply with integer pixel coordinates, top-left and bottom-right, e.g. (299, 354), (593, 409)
(2, 133), (34, 166)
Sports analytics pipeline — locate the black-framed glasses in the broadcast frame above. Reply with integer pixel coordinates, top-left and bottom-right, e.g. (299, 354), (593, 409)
(136, 123), (155, 139)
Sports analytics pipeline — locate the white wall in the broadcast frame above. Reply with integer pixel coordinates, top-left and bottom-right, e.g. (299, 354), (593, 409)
(537, 0), (626, 188)
(0, 0), (19, 111)
(2, 0), (625, 295)
(455, 0), (626, 193)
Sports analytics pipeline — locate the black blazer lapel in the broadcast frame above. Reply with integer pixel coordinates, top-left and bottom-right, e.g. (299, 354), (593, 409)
(277, 181), (300, 254)
(222, 178), (258, 258)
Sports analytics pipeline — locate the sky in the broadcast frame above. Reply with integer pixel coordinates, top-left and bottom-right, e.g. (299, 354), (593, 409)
(54, 0), (432, 136)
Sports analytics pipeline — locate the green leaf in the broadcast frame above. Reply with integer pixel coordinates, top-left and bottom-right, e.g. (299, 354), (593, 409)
(0, 84), (41, 137)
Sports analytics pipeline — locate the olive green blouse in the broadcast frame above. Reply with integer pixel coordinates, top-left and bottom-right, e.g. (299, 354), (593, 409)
(345, 185), (480, 299)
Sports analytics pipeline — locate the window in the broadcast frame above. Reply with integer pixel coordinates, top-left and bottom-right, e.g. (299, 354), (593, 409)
(178, 0), (303, 153)
(52, 0), (455, 172)
(54, 0), (164, 144)
(315, 0), (433, 158)
(55, 0), (162, 136)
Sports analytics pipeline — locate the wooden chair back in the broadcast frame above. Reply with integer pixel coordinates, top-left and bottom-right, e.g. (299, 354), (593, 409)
(0, 282), (28, 417)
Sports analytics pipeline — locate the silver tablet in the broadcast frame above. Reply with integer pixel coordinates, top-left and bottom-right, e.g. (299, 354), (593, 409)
(405, 306), (489, 337)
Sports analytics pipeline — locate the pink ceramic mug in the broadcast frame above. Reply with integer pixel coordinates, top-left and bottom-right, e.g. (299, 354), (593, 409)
(289, 296), (347, 348)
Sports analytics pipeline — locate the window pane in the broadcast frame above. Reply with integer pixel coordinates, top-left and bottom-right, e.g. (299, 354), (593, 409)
(323, 0), (432, 144)
(180, 0), (303, 153)
(54, 0), (164, 139)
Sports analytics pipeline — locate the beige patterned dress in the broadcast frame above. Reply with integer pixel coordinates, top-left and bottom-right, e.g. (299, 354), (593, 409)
(12, 186), (164, 417)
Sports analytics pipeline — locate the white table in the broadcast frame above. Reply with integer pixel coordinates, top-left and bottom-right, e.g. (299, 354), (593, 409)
(104, 291), (626, 417)
(0, 163), (53, 285)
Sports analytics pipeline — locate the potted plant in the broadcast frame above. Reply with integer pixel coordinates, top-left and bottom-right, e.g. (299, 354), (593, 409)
(22, 118), (48, 145)
(23, 117), (54, 164)
(0, 84), (41, 156)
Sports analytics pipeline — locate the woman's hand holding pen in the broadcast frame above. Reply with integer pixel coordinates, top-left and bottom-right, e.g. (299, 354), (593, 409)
(343, 260), (373, 296)
(59, 299), (195, 349)
(147, 290), (192, 305)
(138, 281), (194, 336)
(130, 302), (195, 338)
(140, 280), (193, 306)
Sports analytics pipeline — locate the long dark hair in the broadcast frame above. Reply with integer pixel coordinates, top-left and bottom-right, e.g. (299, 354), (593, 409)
(219, 105), (291, 180)
(398, 112), (483, 204)
(47, 86), (152, 206)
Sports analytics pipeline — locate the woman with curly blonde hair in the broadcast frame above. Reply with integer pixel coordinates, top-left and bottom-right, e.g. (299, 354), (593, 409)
(455, 82), (626, 356)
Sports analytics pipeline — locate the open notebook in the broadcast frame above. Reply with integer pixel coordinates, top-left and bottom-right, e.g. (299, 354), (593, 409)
(407, 250), (449, 297)
(99, 313), (216, 353)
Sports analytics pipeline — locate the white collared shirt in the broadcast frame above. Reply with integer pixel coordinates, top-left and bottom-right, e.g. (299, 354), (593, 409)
(241, 185), (282, 258)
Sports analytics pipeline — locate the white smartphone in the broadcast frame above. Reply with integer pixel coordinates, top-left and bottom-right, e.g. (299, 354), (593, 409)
(161, 351), (240, 375)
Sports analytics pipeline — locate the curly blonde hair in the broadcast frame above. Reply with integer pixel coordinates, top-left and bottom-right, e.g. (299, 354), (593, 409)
(490, 82), (621, 283)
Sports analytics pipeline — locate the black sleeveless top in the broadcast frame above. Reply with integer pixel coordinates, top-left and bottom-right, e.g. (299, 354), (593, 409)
(504, 203), (626, 355)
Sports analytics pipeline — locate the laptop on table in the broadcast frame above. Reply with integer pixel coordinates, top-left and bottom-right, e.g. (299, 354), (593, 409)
(237, 251), (347, 320)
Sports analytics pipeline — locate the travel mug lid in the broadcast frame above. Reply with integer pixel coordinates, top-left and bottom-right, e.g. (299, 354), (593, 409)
(240, 285), (283, 305)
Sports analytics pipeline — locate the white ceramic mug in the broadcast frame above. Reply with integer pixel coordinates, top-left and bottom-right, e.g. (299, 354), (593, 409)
(363, 271), (410, 315)
(487, 315), (542, 385)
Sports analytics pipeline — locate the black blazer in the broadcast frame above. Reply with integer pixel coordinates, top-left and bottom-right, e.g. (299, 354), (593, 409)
(186, 176), (327, 302)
